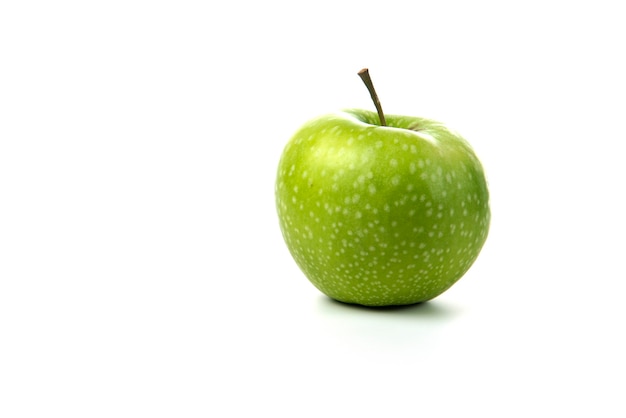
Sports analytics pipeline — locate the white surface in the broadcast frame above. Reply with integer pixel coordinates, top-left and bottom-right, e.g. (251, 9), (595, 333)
(1, 1), (625, 416)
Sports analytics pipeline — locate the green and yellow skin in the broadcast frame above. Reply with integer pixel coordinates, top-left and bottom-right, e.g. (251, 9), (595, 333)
(276, 109), (490, 306)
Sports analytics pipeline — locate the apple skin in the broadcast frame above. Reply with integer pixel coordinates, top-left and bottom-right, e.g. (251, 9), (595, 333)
(275, 109), (490, 306)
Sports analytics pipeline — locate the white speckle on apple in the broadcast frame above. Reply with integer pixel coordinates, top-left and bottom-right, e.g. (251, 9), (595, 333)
(368, 184), (376, 194)
(375, 140), (383, 148)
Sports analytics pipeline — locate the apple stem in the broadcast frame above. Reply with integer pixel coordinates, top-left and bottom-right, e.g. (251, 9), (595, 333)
(358, 68), (387, 127)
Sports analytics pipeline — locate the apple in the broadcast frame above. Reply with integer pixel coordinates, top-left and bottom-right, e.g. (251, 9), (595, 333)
(275, 69), (490, 306)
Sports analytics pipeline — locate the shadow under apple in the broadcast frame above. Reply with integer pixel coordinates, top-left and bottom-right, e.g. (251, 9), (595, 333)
(316, 295), (461, 322)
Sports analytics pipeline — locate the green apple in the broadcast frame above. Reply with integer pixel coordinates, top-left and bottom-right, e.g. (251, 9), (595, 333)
(275, 70), (490, 306)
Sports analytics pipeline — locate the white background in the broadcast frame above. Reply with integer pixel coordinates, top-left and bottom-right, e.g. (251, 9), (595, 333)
(1, 1), (625, 416)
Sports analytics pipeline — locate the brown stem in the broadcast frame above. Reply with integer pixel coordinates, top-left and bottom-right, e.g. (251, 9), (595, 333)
(357, 68), (386, 126)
